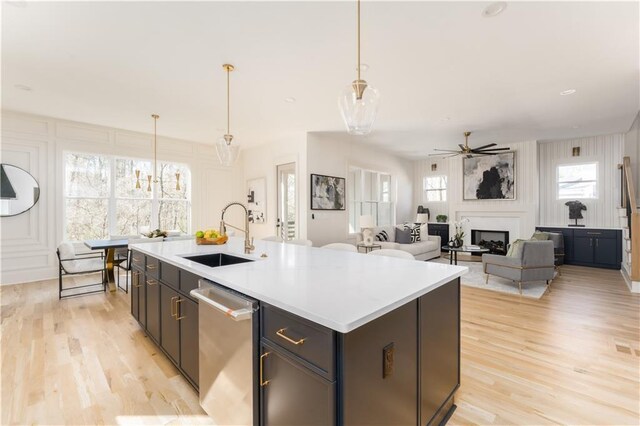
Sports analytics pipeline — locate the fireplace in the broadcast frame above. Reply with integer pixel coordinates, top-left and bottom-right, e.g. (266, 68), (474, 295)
(471, 229), (509, 255)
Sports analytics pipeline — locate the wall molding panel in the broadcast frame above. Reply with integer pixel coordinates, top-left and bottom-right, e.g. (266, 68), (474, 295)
(538, 134), (624, 228)
(1, 110), (242, 286)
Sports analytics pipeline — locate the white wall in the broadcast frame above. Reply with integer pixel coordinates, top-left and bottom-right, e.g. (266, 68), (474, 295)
(0, 111), (244, 285)
(413, 157), (450, 221)
(538, 134), (625, 228)
(306, 133), (414, 247)
(240, 133), (307, 240)
(624, 111), (639, 203)
(413, 140), (539, 244)
(448, 140), (539, 244)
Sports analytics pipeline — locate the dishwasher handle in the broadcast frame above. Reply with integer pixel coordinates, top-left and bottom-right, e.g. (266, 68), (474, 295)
(190, 284), (256, 322)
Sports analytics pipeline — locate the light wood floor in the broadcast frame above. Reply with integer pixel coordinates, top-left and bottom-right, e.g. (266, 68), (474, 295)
(1, 266), (639, 425)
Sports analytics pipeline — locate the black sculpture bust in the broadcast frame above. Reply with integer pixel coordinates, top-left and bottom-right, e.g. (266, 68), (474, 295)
(565, 200), (587, 227)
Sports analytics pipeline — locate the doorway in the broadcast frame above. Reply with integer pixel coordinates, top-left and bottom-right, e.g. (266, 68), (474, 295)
(276, 163), (296, 241)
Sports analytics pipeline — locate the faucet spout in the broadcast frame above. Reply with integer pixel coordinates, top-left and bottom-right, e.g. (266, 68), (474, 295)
(220, 202), (255, 254)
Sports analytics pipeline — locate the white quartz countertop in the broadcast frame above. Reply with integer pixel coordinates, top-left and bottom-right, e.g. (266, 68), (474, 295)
(130, 238), (467, 333)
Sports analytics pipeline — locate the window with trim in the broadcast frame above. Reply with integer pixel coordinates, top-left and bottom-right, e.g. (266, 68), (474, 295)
(348, 167), (395, 233)
(557, 162), (597, 199)
(423, 175), (447, 202)
(64, 152), (191, 241)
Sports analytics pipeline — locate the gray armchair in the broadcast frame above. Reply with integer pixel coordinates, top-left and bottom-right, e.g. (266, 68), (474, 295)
(482, 240), (555, 294)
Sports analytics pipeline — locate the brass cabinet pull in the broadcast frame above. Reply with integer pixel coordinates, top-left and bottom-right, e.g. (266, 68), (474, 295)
(595, 238), (599, 247)
(132, 271), (142, 288)
(587, 232), (601, 235)
(146, 264), (157, 270)
(170, 296), (178, 318)
(276, 328), (306, 345)
(589, 238), (593, 247)
(175, 298), (186, 320)
(260, 352), (270, 386)
(133, 256), (141, 262)
(146, 279), (158, 286)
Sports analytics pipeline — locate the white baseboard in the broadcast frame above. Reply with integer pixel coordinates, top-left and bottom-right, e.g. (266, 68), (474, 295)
(621, 268), (640, 293)
(0, 267), (57, 286)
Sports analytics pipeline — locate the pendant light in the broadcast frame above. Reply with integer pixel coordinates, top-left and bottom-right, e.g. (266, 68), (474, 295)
(338, 0), (380, 135)
(134, 114), (160, 191)
(216, 64), (240, 166)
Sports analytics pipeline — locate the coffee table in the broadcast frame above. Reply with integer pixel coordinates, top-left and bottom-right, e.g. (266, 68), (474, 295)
(441, 246), (490, 265)
(357, 243), (382, 253)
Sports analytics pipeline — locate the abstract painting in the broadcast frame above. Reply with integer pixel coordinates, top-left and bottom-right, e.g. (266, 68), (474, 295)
(463, 152), (515, 200)
(247, 177), (266, 223)
(310, 174), (345, 210)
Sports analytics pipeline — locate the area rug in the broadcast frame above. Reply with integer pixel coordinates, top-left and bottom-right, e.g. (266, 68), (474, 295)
(431, 257), (551, 299)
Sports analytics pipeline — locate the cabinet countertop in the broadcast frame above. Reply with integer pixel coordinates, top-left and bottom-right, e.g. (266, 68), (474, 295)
(537, 225), (623, 230)
(130, 237), (466, 333)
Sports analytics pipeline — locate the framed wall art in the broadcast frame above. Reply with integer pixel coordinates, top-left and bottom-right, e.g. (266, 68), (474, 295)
(310, 173), (346, 210)
(463, 152), (515, 200)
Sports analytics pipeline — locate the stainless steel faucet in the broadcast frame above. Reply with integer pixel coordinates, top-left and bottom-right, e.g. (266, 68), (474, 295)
(220, 202), (255, 254)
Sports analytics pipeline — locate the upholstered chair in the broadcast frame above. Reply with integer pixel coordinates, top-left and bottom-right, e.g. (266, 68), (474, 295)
(482, 240), (555, 294)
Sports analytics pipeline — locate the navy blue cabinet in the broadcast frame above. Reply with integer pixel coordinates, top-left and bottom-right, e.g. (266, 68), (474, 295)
(536, 227), (622, 270)
(428, 223), (450, 248)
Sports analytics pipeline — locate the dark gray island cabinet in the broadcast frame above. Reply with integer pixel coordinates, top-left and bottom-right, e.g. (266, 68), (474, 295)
(131, 249), (461, 426)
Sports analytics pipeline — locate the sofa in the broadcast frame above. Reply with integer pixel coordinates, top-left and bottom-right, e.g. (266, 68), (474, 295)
(356, 224), (441, 261)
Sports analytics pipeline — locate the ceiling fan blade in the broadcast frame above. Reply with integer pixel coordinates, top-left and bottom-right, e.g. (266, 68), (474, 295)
(472, 143), (497, 150)
(432, 149), (460, 152)
(473, 147), (511, 152)
(458, 144), (466, 151)
(429, 152), (460, 157)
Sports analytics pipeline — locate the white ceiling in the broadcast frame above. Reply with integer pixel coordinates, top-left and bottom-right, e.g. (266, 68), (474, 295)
(2, 1), (639, 157)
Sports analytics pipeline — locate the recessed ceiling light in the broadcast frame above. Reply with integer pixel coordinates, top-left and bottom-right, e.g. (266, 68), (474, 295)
(560, 89), (576, 96)
(482, 2), (507, 18)
(357, 63), (369, 72)
(14, 84), (32, 91)
(438, 117), (451, 122)
(284, 97), (296, 103)
(572, 125), (579, 129)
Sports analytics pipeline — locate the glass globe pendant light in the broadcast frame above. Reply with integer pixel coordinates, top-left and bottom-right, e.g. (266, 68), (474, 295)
(216, 64), (240, 166)
(338, 0), (380, 135)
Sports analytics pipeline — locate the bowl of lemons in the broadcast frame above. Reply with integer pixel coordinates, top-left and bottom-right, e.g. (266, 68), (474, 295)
(195, 229), (228, 245)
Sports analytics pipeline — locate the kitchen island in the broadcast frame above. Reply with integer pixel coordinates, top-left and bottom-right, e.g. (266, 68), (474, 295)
(130, 237), (467, 426)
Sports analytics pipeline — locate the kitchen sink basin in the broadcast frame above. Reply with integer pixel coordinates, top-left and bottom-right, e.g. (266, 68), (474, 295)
(182, 253), (254, 268)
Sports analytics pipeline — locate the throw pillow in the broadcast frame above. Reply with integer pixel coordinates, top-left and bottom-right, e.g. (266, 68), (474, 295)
(506, 239), (525, 257)
(531, 231), (549, 241)
(404, 224), (421, 243)
(375, 230), (389, 242)
(395, 227), (412, 244)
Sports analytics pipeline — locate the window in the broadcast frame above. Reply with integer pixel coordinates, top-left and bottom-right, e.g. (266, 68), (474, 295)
(65, 153), (110, 241)
(557, 162), (597, 199)
(63, 152), (191, 241)
(423, 175), (447, 202)
(348, 167), (395, 233)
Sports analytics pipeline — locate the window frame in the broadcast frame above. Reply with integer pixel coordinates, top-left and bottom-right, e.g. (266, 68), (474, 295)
(423, 175), (448, 203)
(347, 166), (396, 235)
(63, 150), (192, 241)
(556, 161), (598, 200)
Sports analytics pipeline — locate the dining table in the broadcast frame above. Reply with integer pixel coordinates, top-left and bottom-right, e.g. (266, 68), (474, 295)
(84, 239), (129, 292)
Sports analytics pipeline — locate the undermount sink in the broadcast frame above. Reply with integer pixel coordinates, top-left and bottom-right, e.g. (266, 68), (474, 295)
(182, 253), (254, 268)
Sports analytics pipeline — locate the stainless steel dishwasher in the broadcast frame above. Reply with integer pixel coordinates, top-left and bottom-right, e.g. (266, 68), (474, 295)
(191, 279), (258, 426)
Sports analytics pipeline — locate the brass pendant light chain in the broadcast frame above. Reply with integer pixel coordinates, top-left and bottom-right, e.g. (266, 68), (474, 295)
(152, 114), (159, 188)
(222, 64), (234, 145)
(357, 0), (361, 82)
(227, 65), (230, 139)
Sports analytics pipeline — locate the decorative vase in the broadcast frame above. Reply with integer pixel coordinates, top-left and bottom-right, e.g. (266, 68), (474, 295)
(453, 237), (462, 248)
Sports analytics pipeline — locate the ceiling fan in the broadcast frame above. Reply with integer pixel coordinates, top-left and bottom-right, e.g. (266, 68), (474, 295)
(430, 131), (511, 158)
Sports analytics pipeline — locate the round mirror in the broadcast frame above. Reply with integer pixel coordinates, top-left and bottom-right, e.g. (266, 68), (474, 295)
(0, 164), (40, 217)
